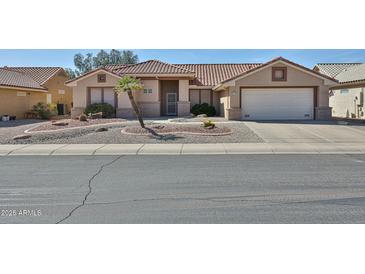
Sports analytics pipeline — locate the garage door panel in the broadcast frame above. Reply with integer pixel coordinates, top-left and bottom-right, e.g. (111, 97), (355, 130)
(241, 88), (313, 120)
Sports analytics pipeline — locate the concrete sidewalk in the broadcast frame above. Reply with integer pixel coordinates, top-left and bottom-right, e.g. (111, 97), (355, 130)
(2, 143), (365, 155)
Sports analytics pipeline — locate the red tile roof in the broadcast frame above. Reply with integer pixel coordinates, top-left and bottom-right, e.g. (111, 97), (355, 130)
(106, 60), (194, 75)
(6, 67), (63, 85)
(67, 57), (338, 87)
(0, 68), (46, 90)
(174, 64), (262, 86)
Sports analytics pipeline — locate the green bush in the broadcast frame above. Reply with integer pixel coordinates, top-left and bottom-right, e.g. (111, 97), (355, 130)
(84, 103), (115, 118)
(191, 103), (216, 117)
(203, 119), (215, 128)
(32, 102), (55, 120)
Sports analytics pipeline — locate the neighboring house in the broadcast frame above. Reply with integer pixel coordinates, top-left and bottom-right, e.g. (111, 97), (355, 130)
(66, 57), (337, 120)
(314, 63), (365, 119)
(0, 67), (72, 119)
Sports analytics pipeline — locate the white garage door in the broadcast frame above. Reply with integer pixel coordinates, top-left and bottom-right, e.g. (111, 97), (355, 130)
(241, 88), (314, 120)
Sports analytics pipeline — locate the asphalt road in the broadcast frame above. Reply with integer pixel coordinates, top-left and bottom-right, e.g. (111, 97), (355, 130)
(1, 154), (365, 223)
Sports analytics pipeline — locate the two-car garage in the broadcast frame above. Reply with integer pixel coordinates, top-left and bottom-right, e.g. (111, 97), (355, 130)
(240, 88), (315, 120)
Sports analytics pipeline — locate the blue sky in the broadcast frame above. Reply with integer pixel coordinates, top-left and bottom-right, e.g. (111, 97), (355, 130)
(0, 49), (364, 69)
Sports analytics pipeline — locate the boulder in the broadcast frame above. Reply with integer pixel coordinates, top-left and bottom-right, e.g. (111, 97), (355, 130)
(79, 114), (88, 121)
(89, 112), (103, 119)
(197, 114), (208, 118)
(95, 127), (108, 132)
(52, 121), (69, 126)
(13, 134), (31, 140)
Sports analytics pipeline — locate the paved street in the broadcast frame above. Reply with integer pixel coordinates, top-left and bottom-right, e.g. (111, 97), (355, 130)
(1, 155), (365, 223)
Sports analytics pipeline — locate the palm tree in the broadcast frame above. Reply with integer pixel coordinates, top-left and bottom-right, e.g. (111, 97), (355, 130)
(115, 75), (145, 128)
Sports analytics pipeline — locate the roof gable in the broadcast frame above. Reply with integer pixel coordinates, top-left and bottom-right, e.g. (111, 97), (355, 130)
(65, 67), (122, 85)
(218, 57), (338, 87)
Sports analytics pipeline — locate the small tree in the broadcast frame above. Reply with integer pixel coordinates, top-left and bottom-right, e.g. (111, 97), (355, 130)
(115, 75), (145, 128)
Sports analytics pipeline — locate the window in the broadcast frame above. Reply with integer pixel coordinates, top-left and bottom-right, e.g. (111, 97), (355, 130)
(340, 89), (349, 94)
(97, 74), (106, 83)
(144, 88), (152, 94)
(272, 67), (287, 81)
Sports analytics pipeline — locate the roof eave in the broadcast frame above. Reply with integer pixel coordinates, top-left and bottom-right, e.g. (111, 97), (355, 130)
(0, 85), (48, 92)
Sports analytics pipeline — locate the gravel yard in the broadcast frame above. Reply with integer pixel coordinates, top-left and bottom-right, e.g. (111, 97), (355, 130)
(26, 118), (126, 132)
(122, 124), (232, 136)
(0, 119), (263, 144)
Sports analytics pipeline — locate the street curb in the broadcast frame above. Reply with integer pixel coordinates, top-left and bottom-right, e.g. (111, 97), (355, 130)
(1, 143), (365, 156)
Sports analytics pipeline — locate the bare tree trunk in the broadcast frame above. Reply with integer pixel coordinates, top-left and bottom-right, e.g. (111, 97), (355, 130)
(127, 89), (145, 128)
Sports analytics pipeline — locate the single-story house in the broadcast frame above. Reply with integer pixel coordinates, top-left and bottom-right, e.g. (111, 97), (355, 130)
(0, 67), (72, 119)
(66, 57), (337, 120)
(313, 63), (365, 119)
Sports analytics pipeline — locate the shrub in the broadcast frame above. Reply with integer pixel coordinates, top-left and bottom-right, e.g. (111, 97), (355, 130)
(32, 102), (54, 120)
(84, 103), (115, 118)
(191, 103), (216, 117)
(203, 119), (215, 128)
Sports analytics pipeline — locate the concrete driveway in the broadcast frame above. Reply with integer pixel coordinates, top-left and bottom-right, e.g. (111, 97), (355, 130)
(244, 121), (365, 143)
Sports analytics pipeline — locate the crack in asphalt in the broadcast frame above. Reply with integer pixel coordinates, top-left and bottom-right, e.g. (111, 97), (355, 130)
(82, 193), (365, 209)
(56, 155), (124, 224)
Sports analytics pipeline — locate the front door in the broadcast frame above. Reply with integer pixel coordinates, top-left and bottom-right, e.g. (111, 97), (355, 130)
(166, 93), (177, 115)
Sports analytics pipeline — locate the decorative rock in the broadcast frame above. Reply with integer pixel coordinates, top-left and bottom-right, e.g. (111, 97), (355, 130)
(197, 114), (208, 118)
(13, 134), (31, 140)
(52, 121), (69, 126)
(152, 125), (165, 129)
(90, 112), (103, 119)
(95, 127), (108, 132)
(79, 114), (88, 121)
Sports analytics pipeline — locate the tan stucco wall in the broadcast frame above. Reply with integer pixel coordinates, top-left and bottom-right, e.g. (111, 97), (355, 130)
(43, 73), (73, 113)
(0, 88), (47, 118)
(72, 72), (120, 108)
(134, 79), (159, 103)
(179, 80), (189, 102)
(71, 74), (161, 110)
(330, 87), (365, 118)
(218, 90), (229, 118)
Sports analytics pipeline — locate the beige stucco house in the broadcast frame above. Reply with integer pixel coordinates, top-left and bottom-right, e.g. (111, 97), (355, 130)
(0, 67), (72, 119)
(314, 63), (365, 119)
(66, 57), (337, 121)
